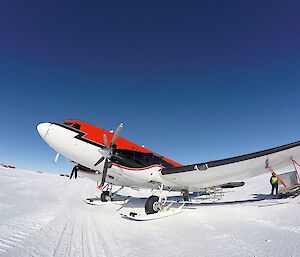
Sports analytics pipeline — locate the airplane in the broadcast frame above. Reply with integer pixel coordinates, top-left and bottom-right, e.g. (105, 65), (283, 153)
(37, 120), (300, 217)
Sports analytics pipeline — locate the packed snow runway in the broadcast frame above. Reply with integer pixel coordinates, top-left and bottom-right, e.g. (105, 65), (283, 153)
(0, 168), (299, 257)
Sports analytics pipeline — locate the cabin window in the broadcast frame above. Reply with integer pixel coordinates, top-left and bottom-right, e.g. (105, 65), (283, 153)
(111, 149), (175, 168)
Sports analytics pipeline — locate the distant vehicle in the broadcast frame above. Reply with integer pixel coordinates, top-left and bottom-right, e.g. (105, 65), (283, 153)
(37, 120), (300, 217)
(0, 164), (15, 169)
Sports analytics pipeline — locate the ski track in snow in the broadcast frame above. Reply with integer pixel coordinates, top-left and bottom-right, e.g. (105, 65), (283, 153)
(0, 209), (55, 255)
(0, 168), (299, 257)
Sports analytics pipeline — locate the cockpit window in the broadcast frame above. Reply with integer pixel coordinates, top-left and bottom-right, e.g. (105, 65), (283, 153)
(63, 122), (73, 126)
(63, 122), (81, 130)
(72, 123), (81, 130)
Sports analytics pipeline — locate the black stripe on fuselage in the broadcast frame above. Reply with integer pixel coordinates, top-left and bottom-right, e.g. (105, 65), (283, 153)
(52, 122), (106, 149)
(161, 140), (300, 175)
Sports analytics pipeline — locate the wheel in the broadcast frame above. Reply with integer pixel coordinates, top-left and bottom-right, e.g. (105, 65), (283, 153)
(145, 195), (160, 214)
(100, 191), (111, 202)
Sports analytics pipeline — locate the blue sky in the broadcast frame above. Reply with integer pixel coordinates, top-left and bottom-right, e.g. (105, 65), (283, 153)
(0, 1), (300, 173)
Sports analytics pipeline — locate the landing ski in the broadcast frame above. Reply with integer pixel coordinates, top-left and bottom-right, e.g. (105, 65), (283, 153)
(121, 205), (184, 221)
(85, 198), (129, 206)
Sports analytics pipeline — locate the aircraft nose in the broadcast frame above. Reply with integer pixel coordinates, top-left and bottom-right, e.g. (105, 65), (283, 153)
(37, 122), (51, 139)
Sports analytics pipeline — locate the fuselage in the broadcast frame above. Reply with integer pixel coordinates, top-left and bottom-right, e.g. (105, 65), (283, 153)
(37, 120), (182, 189)
(37, 120), (300, 192)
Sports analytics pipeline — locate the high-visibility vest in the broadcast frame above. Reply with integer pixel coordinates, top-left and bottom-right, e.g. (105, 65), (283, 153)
(271, 176), (278, 185)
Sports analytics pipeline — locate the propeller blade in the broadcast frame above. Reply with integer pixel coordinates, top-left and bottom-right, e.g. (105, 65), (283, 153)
(70, 165), (79, 179)
(103, 134), (108, 148)
(101, 159), (109, 185)
(110, 123), (123, 147)
(70, 166), (77, 179)
(94, 156), (105, 166)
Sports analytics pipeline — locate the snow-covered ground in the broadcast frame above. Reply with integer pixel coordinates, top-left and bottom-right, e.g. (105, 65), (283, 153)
(0, 168), (299, 257)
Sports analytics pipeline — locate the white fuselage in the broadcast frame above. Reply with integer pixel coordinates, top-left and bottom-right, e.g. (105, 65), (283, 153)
(37, 123), (165, 189)
(37, 122), (300, 192)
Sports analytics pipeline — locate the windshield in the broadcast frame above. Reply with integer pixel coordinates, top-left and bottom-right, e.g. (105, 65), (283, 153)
(63, 122), (81, 130)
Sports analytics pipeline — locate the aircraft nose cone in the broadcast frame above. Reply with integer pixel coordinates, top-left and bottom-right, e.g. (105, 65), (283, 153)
(37, 122), (51, 139)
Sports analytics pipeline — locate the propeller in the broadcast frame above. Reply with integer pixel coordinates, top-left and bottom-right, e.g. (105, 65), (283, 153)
(70, 165), (79, 179)
(94, 123), (123, 186)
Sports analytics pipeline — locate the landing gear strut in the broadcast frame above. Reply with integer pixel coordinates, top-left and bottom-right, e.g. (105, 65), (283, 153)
(122, 183), (184, 220)
(97, 183), (124, 202)
(144, 183), (168, 214)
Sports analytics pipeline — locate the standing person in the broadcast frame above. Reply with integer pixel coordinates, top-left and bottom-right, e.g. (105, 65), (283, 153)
(181, 190), (190, 202)
(270, 172), (279, 195)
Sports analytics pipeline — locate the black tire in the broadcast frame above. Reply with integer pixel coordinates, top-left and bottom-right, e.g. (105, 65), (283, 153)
(145, 195), (159, 214)
(100, 191), (111, 202)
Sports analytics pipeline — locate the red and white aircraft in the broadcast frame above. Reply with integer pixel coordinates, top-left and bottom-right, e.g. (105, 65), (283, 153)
(37, 120), (300, 216)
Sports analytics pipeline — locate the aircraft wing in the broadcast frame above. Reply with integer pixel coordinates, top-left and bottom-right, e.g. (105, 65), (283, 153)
(160, 140), (300, 191)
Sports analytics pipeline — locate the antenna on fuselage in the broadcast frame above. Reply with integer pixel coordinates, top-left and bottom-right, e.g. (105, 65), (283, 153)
(53, 152), (60, 164)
